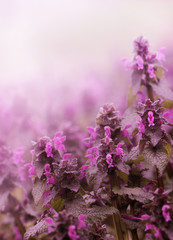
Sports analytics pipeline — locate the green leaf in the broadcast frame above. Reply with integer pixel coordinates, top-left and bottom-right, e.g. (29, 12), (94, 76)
(143, 145), (169, 176)
(162, 99), (173, 109)
(32, 179), (45, 205)
(51, 196), (64, 212)
(163, 143), (172, 157)
(117, 169), (128, 183)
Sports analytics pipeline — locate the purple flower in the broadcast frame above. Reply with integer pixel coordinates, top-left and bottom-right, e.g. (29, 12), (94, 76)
(44, 163), (55, 185)
(122, 124), (131, 138)
(106, 154), (113, 168)
(145, 222), (156, 232)
(104, 126), (111, 138)
(45, 142), (53, 158)
(13, 147), (24, 165)
(77, 215), (87, 230)
(116, 143), (124, 157)
(53, 132), (67, 153)
(137, 120), (145, 134)
(147, 64), (156, 79)
(14, 226), (22, 240)
(121, 58), (132, 71)
(87, 127), (97, 141)
(148, 111), (155, 127)
(134, 36), (149, 56)
(141, 214), (150, 220)
(25, 163), (36, 178)
(136, 55), (144, 70)
(79, 165), (89, 180)
(162, 204), (171, 222)
(85, 146), (99, 165)
(156, 47), (166, 62)
(154, 228), (163, 240)
(103, 126), (112, 145)
(68, 225), (79, 240)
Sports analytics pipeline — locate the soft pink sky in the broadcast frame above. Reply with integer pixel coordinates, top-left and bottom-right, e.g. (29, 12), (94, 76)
(0, 0), (173, 86)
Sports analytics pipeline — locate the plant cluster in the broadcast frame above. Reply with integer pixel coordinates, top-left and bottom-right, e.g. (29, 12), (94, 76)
(1, 36), (173, 240)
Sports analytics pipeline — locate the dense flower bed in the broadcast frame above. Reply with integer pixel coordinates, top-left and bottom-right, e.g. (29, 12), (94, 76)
(1, 37), (173, 240)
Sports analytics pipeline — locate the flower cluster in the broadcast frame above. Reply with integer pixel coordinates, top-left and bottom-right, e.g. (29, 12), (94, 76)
(2, 36), (173, 240)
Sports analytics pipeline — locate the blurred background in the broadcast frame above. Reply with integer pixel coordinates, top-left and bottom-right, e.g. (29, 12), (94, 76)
(0, 0), (173, 146)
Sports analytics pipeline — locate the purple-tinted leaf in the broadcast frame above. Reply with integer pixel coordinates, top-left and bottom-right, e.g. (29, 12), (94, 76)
(131, 70), (142, 95)
(145, 128), (163, 147)
(42, 189), (57, 206)
(143, 146), (169, 176)
(151, 80), (173, 101)
(113, 187), (152, 203)
(87, 206), (119, 221)
(121, 218), (144, 230)
(32, 179), (45, 205)
(116, 161), (130, 175)
(122, 107), (140, 134)
(24, 220), (47, 240)
(34, 160), (45, 179)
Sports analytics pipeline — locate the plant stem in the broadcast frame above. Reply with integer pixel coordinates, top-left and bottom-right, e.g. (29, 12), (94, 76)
(146, 84), (154, 101)
(109, 171), (124, 240)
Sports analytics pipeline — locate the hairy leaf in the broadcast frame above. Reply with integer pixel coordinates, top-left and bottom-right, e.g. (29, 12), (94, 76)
(143, 146), (169, 176)
(87, 206), (119, 221)
(32, 179), (45, 205)
(34, 160), (45, 179)
(113, 187), (152, 203)
(122, 107), (140, 134)
(51, 196), (64, 212)
(24, 220), (47, 240)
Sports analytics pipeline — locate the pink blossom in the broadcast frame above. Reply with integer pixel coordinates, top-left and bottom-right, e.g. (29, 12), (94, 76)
(77, 215), (87, 230)
(137, 120), (145, 134)
(164, 108), (173, 124)
(154, 228), (163, 240)
(141, 214), (150, 220)
(145, 222), (156, 232)
(13, 147), (24, 165)
(106, 154), (114, 168)
(25, 163), (36, 178)
(87, 126), (97, 141)
(136, 55), (144, 70)
(85, 146), (99, 165)
(104, 126), (111, 138)
(147, 64), (156, 79)
(53, 132), (67, 153)
(44, 163), (55, 185)
(156, 47), (166, 62)
(148, 111), (155, 127)
(122, 124), (131, 138)
(63, 153), (72, 160)
(79, 165), (89, 180)
(45, 142), (53, 158)
(116, 143), (124, 157)
(45, 217), (54, 224)
(68, 225), (79, 240)
(121, 58), (132, 71)
(14, 226), (22, 240)
(162, 204), (171, 222)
